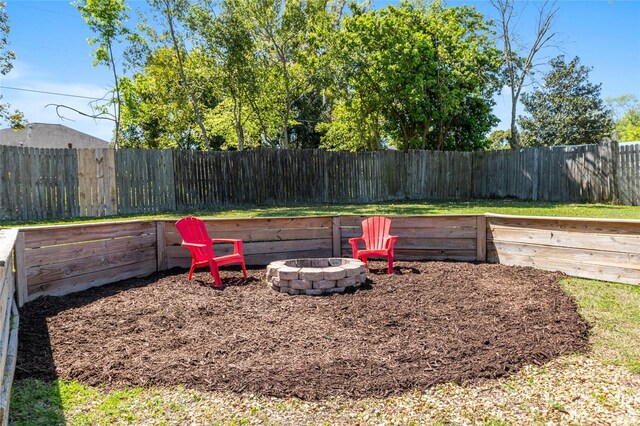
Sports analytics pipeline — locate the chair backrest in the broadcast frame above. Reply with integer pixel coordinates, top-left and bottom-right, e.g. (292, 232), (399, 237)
(361, 216), (392, 250)
(175, 217), (214, 261)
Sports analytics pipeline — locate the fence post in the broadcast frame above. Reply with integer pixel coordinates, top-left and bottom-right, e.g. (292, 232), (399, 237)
(609, 141), (620, 204)
(156, 221), (167, 272)
(476, 215), (487, 262)
(12, 231), (27, 307)
(532, 148), (540, 201)
(332, 216), (341, 257)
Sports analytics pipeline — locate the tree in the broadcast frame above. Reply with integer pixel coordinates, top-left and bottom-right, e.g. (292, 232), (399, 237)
(237, 0), (333, 148)
(74, 0), (130, 147)
(146, 0), (212, 149)
(323, 0), (501, 151)
(189, 0), (269, 150)
(519, 55), (614, 147)
(490, 0), (559, 148)
(119, 47), (220, 149)
(608, 95), (640, 142)
(0, 1), (25, 128)
(486, 129), (511, 150)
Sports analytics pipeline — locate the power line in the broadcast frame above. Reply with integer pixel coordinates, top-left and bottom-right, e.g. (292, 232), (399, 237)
(0, 86), (105, 100)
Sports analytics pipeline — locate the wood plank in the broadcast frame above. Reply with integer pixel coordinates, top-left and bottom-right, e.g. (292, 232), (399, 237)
(339, 225), (478, 239)
(338, 215), (478, 228)
(488, 240), (640, 270)
(0, 299), (18, 426)
(25, 234), (157, 268)
(0, 285), (13, 389)
(476, 215), (487, 262)
(340, 238), (476, 250)
(387, 249), (476, 261)
(487, 250), (640, 285)
(14, 232), (27, 308)
(160, 216), (332, 230)
(23, 221), (156, 248)
(28, 259), (157, 300)
(27, 247), (157, 287)
(0, 229), (17, 267)
(486, 215), (640, 235)
(156, 221), (167, 272)
(164, 226), (332, 244)
(332, 216), (341, 257)
(488, 225), (640, 253)
(167, 249), (334, 269)
(166, 238), (332, 259)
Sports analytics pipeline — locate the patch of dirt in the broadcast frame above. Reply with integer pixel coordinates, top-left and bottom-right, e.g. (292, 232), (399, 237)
(16, 261), (590, 400)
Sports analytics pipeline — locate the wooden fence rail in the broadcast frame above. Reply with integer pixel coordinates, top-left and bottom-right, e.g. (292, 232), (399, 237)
(1, 142), (638, 221)
(0, 228), (19, 426)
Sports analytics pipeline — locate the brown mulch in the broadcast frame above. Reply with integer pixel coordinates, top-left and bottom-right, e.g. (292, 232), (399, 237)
(16, 261), (590, 400)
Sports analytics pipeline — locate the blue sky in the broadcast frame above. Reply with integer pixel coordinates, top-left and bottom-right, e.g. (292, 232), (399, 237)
(1, 0), (639, 142)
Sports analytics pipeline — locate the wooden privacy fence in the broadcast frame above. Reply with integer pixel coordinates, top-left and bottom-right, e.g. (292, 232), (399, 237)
(617, 142), (640, 205)
(0, 229), (19, 426)
(11, 213), (640, 304)
(1, 142), (638, 222)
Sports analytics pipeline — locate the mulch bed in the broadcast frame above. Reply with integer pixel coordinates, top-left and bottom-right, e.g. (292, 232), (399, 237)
(16, 261), (590, 400)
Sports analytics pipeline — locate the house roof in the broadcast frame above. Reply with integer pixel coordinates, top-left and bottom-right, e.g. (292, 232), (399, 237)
(0, 123), (110, 149)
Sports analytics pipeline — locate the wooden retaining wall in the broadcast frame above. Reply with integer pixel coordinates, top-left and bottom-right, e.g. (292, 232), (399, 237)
(161, 217), (335, 269)
(11, 214), (640, 302)
(0, 229), (19, 426)
(18, 221), (158, 301)
(338, 215), (484, 262)
(486, 214), (640, 285)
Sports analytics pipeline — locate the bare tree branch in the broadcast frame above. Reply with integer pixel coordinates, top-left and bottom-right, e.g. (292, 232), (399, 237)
(490, 0), (559, 148)
(46, 103), (116, 122)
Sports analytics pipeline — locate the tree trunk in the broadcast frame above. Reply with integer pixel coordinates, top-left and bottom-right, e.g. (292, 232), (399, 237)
(509, 99), (520, 149)
(107, 42), (121, 149)
(279, 47), (290, 149)
(163, 0), (210, 149)
(234, 97), (245, 151)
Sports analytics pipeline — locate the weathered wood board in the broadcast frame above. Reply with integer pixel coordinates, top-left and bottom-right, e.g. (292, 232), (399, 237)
(486, 214), (640, 285)
(21, 221), (158, 300)
(0, 229), (18, 425)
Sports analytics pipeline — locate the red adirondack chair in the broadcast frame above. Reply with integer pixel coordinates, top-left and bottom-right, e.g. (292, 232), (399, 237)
(175, 217), (247, 287)
(349, 216), (398, 274)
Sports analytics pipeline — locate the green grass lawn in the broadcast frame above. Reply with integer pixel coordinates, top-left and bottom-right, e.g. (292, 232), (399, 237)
(3, 199), (640, 227)
(10, 276), (640, 425)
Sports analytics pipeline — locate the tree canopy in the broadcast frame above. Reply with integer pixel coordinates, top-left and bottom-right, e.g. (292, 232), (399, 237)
(0, 1), (24, 128)
(608, 95), (640, 142)
(519, 55), (613, 147)
(81, 0), (504, 151)
(69, 0), (617, 151)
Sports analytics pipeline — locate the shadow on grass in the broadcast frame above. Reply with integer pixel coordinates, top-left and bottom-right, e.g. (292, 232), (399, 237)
(9, 269), (186, 425)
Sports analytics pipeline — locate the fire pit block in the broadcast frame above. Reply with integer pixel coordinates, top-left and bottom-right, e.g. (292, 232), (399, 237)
(266, 258), (366, 295)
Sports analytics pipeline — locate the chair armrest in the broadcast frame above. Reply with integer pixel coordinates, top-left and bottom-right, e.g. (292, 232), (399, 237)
(384, 235), (398, 250)
(348, 237), (364, 257)
(211, 239), (244, 256)
(181, 241), (207, 248)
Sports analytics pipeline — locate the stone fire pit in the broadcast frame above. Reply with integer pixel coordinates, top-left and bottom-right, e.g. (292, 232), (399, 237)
(266, 258), (367, 295)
